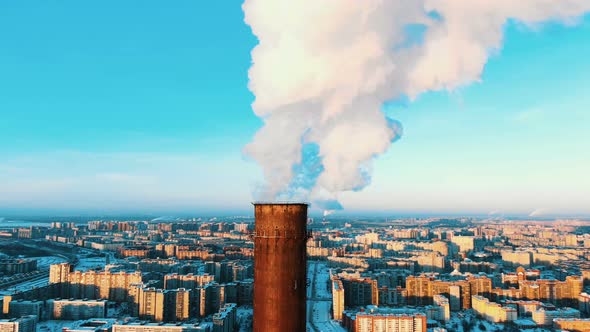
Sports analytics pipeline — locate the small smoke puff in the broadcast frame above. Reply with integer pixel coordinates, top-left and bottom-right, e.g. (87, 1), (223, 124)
(529, 208), (550, 217)
(242, 0), (590, 206)
(323, 210), (335, 217)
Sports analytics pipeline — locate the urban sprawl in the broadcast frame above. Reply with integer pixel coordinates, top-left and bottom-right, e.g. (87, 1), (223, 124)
(1, 216), (590, 332)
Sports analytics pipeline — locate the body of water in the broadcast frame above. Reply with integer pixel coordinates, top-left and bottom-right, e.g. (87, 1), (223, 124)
(0, 219), (50, 228)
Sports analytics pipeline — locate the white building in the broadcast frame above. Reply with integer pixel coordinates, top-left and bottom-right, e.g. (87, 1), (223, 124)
(471, 295), (517, 323)
(450, 236), (475, 253)
(531, 307), (580, 326)
(432, 295), (450, 321)
(501, 250), (532, 267)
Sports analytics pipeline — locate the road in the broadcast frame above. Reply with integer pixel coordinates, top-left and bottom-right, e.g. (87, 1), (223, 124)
(307, 261), (346, 332)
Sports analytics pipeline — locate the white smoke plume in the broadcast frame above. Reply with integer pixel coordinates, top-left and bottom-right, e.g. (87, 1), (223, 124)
(242, 0), (590, 209)
(529, 208), (550, 217)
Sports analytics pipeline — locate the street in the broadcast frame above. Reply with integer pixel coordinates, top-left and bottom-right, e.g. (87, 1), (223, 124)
(307, 261), (346, 332)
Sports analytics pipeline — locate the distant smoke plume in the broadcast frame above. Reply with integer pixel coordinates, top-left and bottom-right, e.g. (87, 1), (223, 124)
(529, 208), (550, 217)
(242, 0), (590, 209)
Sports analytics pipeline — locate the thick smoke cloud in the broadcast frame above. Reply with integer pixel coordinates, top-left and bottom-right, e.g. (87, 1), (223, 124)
(242, 0), (590, 209)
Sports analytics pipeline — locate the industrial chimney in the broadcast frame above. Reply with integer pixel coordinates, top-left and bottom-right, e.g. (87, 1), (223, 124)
(253, 203), (308, 332)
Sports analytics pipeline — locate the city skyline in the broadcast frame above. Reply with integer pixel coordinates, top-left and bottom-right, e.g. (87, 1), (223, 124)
(1, 2), (589, 217)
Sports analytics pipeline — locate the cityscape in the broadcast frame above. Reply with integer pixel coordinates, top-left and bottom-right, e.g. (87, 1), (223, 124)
(2, 1), (590, 332)
(0, 212), (590, 331)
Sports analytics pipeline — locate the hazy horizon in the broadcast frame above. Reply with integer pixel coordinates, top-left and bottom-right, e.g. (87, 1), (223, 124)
(1, 206), (589, 221)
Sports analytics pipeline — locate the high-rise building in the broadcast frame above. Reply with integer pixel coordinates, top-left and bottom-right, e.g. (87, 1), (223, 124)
(415, 253), (445, 272)
(47, 299), (106, 320)
(342, 309), (426, 332)
(199, 283), (223, 317)
(501, 250), (533, 267)
(579, 292), (590, 314)
(432, 295), (450, 321)
(112, 322), (209, 332)
(532, 307), (580, 326)
(332, 280), (345, 320)
(171, 288), (191, 322)
(212, 303), (237, 332)
(405, 276), (434, 306)
(7, 301), (43, 319)
(0, 259), (37, 275)
(472, 296), (517, 323)
(49, 263), (72, 284)
(467, 275), (493, 302)
(448, 285), (461, 311)
(341, 278), (379, 307)
(235, 280), (253, 306)
(164, 273), (215, 290)
(138, 287), (165, 322)
(553, 318), (590, 332)
(49, 263), (141, 302)
(406, 275), (492, 309)
(137, 287), (190, 322)
(49, 263), (73, 296)
(450, 236), (475, 253)
(517, 276), (583, 307)
(0, 316), (37, 332)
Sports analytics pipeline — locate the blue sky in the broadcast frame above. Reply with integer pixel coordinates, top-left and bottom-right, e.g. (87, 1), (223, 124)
(0, 2), (589, 217)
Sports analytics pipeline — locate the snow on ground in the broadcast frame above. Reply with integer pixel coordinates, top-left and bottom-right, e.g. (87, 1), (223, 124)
(308, 261), (346, 332)
(310, 300), (344, 332)
(31, 256), (68, 270)
(237, 306), (253, 332)
(76, 256), (107, 271)
(314, 263), (332, 300)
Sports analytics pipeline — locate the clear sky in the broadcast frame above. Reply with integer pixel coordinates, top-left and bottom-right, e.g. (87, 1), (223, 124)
(0, 1), (589, 217)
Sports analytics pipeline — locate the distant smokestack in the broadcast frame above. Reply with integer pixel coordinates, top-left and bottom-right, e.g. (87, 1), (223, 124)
(253, 203), (308, 332)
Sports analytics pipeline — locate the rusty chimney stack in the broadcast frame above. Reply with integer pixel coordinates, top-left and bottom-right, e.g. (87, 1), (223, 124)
(253, 203), (308, 332)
